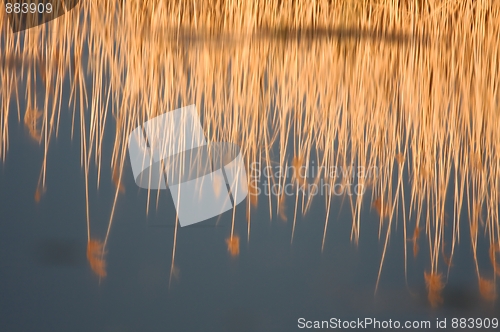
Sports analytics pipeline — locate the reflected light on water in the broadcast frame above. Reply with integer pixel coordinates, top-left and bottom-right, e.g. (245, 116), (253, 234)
(1, 1), (500, 307)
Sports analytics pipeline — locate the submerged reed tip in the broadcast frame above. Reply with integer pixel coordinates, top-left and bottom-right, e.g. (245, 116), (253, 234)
(395, 153), (404, 164)
(112, 167), (126, 194)
(373, 197), (391, 219)
(226, 235), (240, 257)
(479, 277), (497, 302)
(34, 187), (43, 203)
(424, 271), (444, 308)
(87, 239), (107, 278)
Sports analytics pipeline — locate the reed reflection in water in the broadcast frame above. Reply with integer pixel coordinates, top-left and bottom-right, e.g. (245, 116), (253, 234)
(1, 1), (500, 309)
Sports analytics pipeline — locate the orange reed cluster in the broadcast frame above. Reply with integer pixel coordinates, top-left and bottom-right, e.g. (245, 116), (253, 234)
(226, 235), (240, 257)
(424, 272), (444, 308)
(87, 239), (107, 278)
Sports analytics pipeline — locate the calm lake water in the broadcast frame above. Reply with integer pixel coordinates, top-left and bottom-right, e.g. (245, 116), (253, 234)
(1, 4), (500, 331)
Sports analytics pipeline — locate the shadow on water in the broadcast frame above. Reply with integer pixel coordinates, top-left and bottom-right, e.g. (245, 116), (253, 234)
(152, 26), (432, 47)
(256, 26), (432, 46)
(33, 238), (85, 267)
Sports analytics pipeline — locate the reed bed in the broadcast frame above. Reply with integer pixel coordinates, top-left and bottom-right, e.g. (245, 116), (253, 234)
(1, 0), (500, 306)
